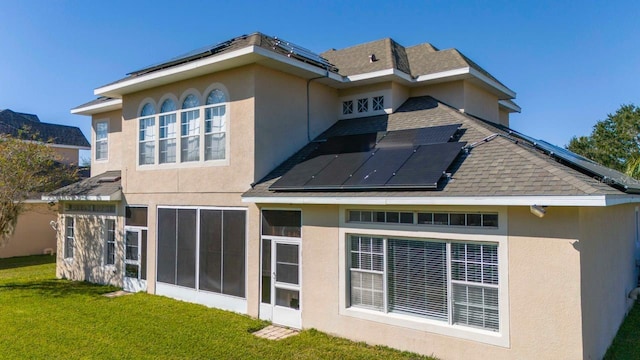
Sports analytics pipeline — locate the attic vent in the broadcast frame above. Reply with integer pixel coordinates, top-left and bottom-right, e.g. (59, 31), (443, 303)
(369, 54), (377, 63)
(98, 176), (121, 183)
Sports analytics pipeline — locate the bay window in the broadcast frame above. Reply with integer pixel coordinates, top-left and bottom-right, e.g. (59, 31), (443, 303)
(348, 235), (499, 332)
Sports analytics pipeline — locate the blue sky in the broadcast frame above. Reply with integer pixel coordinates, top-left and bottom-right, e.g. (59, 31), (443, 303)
(1, 0), (638, 161)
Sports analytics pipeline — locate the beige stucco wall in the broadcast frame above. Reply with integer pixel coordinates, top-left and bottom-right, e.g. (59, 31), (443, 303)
(253, 66), (338, 182)
(499, 108), (510, 127)
(391, 81), (410, 111)
(91, 110), (123, 177)
(0, 203), (57, 258)
(463, 81), (499, 123)
(410, 80), (465, 110)
(293, 205), (585, 360)
(52, 146), (80, 166)
(578, 204), (637, 359)
(56, 205), (123, 287)
(120, 65), (256, 195)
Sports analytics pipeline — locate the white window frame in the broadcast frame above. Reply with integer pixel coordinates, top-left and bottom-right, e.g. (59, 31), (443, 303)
(135, 86), (230, 170)
(104, 218), (117, 266)
(338, 205), (510, 347)
(95, 120), (108, 162)
(158, 98), (178, 164)
(64, 217), (75, 260)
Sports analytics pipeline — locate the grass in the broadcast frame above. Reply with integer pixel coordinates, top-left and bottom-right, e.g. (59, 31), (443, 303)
(604, 300), (640, 359)
(0, 255), (432, 360)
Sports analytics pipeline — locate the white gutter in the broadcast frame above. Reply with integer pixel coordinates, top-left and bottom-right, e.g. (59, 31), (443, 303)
(48, 143), (91, 150)
(241, 195), (637, 207)
(469, 68), (516, 99)
(41, 192), (121, 202)
(71, 98), (123, 115)
(414, 67), (470, 82)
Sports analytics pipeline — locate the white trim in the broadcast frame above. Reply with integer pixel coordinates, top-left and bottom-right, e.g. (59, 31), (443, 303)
(95, 47), (256, 96)
(156, 283), (248, 314)
(48, 143), (91, 150)
(415, 67), (471, 82)
(469, 68), (516, 99)
(252, 46), (343, 82)
(498, 99), (522, 113)
(241, 194), (640, 207)
(71, 98), (122, 115)
(41, 193), (122, 202)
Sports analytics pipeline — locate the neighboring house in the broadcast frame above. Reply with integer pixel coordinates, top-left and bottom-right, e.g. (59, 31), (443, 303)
(44, 33), (640, 359)
(0, 109), (90, 258)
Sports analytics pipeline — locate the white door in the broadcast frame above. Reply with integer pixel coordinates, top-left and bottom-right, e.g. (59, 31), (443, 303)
(261, 238), (301, 328)
(123, 228), (147, 292)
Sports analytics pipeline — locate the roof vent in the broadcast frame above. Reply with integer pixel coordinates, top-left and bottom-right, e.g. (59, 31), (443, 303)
(369, 54), (377, 63)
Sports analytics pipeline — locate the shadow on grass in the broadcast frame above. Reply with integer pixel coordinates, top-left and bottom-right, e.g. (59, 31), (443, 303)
(0, 254), (56, 270)
(0, 279), (117, 297)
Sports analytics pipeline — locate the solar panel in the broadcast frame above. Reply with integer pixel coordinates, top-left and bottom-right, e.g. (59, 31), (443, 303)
(386, 142), (466, 189)
(270, 36), (338, 72)
(507, 129), (640, 193)
(343, 147), (416, 187)
(269, 125), (467, 192)
(377, 124), (460, 148)
(128, 40), (232, 76)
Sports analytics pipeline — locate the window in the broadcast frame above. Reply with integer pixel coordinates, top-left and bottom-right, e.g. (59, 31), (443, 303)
(95, 122), (108, 161)
(65, 203), (116, 214)
(342, 100), (353, 115)
(348, 235), (499, 332)
(64, 217), (74, 259)
(348, 210), (498, 228)
(181, 94), (201, 162)
(204, 89), (226, 161)
(157, 208), (246, 298)
(105, 219), (116, 265)
(372, 96), (384, 111)
(159, 99), (177, 164)
(139, 103), (156, 165)
(357, 98), (369, 113)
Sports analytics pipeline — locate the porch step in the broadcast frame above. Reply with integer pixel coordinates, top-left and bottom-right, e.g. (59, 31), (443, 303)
(102, 290), (133, 298)
(253, 325), (299, 340)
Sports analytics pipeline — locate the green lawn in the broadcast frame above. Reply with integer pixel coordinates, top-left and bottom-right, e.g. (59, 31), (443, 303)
(0, 255), (432, 360)
(605, 299), (640, 359)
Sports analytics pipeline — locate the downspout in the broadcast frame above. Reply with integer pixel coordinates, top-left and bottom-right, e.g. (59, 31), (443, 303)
(306, 71), (329, 142)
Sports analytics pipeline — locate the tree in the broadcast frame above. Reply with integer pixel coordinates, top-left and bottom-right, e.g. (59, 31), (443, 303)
(0, 133), (77, 247)
(567, 104), (640, 176)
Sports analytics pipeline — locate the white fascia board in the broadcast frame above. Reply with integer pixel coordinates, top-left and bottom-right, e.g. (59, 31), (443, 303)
(469, 67), (516, 99)
(41, 192), (121, 202)
(252, 46), (344, 82)
(242, 195), (617, 207)
(70, 98), (123, 115)
(344, 68), (413, 83)
(94, 47), (256, 96)
(498, 99), (522, 113)
(604, 195), (640, 206)
(414, 67), (471, 82)
(48, 143), (91, 150)
(24, 199), (48, 204)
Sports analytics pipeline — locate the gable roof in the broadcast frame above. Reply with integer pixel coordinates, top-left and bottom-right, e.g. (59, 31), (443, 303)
(0, 109), (90, 148)
(42, 170), (122, 201)
(244, 96), (635, 206)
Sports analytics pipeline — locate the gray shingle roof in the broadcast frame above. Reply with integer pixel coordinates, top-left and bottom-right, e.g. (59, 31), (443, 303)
(244, 96), (624, 199)
(0, 109), (89, 148)
(73, 96), (118, 109)
(44, 170), (121, 200)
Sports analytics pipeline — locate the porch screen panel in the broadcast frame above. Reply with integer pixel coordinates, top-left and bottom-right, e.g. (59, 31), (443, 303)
(141, 230), (148, 280)
(176, 209), (197, 288)
(199, 210), (222, 293)
(222, 210), (246, 297)
(387, 239), (448, 320)
(157, 209), (177, 284)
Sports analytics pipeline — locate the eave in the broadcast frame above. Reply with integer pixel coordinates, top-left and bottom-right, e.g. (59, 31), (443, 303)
(71, 98), (123, 116)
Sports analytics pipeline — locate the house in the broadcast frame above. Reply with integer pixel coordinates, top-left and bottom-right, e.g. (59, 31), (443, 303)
(44, 33), (640, 359)
(0, 110), (89, 258)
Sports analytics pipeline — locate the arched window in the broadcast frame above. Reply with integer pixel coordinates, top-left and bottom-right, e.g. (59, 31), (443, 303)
(159, 99), (177, 164)
(139, 102), (156, 165)
(204, 89), (227, 160)
(181, 94), (201, 162)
